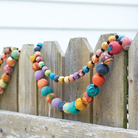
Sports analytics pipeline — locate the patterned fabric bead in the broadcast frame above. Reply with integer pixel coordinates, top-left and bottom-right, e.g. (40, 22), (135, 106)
(108, 35), (116, 43)
(46, 93), (56, 104)
(118, 35), (125, 41)
(64, 76), (70, 83)
(58, 76), (64, 83)
(101, 42), (108, 50)
(54, 75), (60, 82)
(74, 72), (80, 79)
(41, 86), (52, 97)
(87, 61), (95, 69)
(96, 63), (109, 76)
(121, 37), (132, 50)
(69, 101), (80, 114)
(36, 56), (42, 63)
(63, 102), (71, 114)
(101, 52), (114, 65)
(57, 101), (65, 112)
(91, 55), (99, 63)
(82, 66), (90, 73)
(39, 61), (45, 68)
(96, 49), (103, 57)
(92, 73), (105, 86)
(30, 54), (36, 63)
(11, 50), (19, 60)
(86, 84), (99, 97)
(75, 98), (87, 111)
(78, 70), (85, 77)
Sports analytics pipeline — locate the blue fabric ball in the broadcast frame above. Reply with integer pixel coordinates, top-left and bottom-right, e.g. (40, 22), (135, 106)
(41, 86), (52, 97)
(49, 73), (56, 80)
(37, 43), (43, 49)
(69, 101), (80, 114)
(86, 84), (99, 97)
(34, 46), (40, 52)
(57, 101), (65, 112)
(33, 49), (35, 53)
(118, 35), (125, 41)
(96, 63), (109, 76)
(82, 66), (90, 73)
(54, 75), (59, 82)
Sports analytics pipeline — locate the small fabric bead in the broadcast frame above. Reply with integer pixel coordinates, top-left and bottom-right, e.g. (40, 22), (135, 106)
(63, 102), (71, 114)
(86, 84), (99, 97)
(36, 56), (42, 63)
(91, 55), (99, 63)
(69, 101), (80, 114)
(34, 51), (41, 57)
(78, 70), (85, 77)
(101, 52), (114, 65)
(0, 79), (8, 89)
(0, 59), (4, 64)
(58, 76), (64, 83)
(37, 43), (43, 49)
(75, 98), (87, 111)
(41, 86), (52, 97)
(11, 47), (17, 51)
(92, 73), (105, 86)
(49, 73), (56, 80)
(38, 79), (48, 89)
(30, 54), (36, 63)
(69, 74), (75, 82)
(108, 35), (116, 43)
(57, 101), (65, 112)
(101, 42), (108, 50)
(74, 72), (80, 79)
(1, 53), (7, 59)
(42, 66), (48, 72)
(121, 37), (132, 50)
(87, 61), (95, 69)
(46, 93), (56, 104)
(35, 70), (45, 80)
(0, 65), (2, 69)
(96, 63), (109, 76)
(64, 76), (70, 83)
(52, 98), (62, 108)
(54, 75), (60, 82)
(34, 46), (40, 52)
(81, 92), (94, 105)
(82, 66), (90, 73)
(118, 35), (125, 41)
(96, 49), (103, 57)
(45, 70), (52, 77)
(39, 61), (45, 68)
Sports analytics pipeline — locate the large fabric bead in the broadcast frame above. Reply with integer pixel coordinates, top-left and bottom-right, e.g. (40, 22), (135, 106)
(46, 93), (56, 104)
(0, 87), (3, 94)
(96, 49), (103, 57)
(37, 43), (43, 49)
(6, 57), (15, 67)
(78, 70), (85, 77)
(35, 70), (45, 80)
(108, 35), (116, 43)
(54, 75), (60, 82)
(87, 61), (95, 69)
(96, 63), (109, 76)
(1, 53), (7, 59)
(49, 73), (56, 80)
(91, 55), (99, 63)
(92, 73), (105, 86)
(2, 73), (11, 82)
(57, 101), (65, 112)
(102, 42), (108, 50)
(64, 76), (70, 83)
(118, 35), (125, 41)
(34, 46), (40, 52)
(75, 98), (87, 111)
(45, 70), (52, 77)
(86, 84), (99, 97)
(4, 65), (12, 73)
(121, 37), (132, 50)
(108, 41), (122, 55)
(63, 102), (71, 114)
(82, 66), (90, 73)
(34, 51), (41, 57)
(38, 79), (48, 89)
(58, 76), (64, 83)
(11, 50), (19, 60)
(81, 92), (94, 105)
(41, 86), (52, 97)
(39, 61), (45, 68)
(69, 101), (80, 114)
(0, 59), (4, 64)
(42, 66), (48, 72)
(0, 79), (8, 89)
(100, 52), (114, 65)
(52, 98), (62, 108)
(32, 62), (41, 71)
(30, 54), (36, 63)
(74, 72), (80, 79)
(69, 74), (75, 82)
(36, 56), (42, 62)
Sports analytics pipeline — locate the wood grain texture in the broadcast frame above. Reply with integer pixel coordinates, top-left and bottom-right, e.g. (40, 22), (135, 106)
(18, 44), (37, 115)
(128, 32), (138, 130)
(0, 47), (18, 112)
(93, 33), (128, 128)
(63, 38), (93, 123)
(0, 111), (138, 138)
(38, 41), (64, 119)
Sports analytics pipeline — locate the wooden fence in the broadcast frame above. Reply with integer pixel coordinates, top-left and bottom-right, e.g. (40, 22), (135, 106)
(0, 33), (137, 131)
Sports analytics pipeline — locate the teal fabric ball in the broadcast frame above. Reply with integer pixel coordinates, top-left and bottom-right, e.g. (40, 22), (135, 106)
(41, 86), (52, 97)
(69, 101), (80, 114)
(86, 84), (99, 97)
(118, 35), (125, 41)
(63, 102), (71, 114)
(11, 50), (19, 59)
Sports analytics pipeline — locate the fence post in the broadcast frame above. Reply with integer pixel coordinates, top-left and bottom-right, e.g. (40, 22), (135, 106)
(63, 38), (93, 123)
(128, 32), (138, 130)
(18, 44), (37, 115)
(0, 47), (18, 112)
(93, 33), (128, 128)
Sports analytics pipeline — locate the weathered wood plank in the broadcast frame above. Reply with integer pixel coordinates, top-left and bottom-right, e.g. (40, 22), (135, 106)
(0, 111), (138, 138)
(38, 41), (64, 119)
(93, 33), (128, 128)
(0, 47), (18, 112)
(128, 32), (138, 130)
(64, 38), (93, 123)
(18, 44), (37, 115)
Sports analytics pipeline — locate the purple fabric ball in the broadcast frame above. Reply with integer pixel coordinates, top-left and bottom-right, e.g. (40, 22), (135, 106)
(34, 70), (45, 80)
(42, 66), (48, 72)
(52, 98), (62, 108)
(74, 72), (80, 79)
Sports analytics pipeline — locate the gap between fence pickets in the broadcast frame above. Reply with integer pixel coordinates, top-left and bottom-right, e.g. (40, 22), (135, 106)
(0, 111), (138, 138)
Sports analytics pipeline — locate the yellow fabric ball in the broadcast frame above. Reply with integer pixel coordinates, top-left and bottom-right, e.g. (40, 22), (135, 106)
(101, 42), (108, 50)
(11, 47), (17, 51)
(58, 76), (64, 83)
(87, 61), (95, 69)
(0, 79), (8, 89)
(30, 55), (36, 63)
(108, 35), (116, 43)
(64, 76), (70, 83)
(75, 98), (87, 111)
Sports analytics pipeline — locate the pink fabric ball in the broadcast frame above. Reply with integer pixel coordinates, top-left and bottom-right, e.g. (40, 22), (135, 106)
(121, 37), (132, 50)
(52, 98), (62, 108)
(4, 65), (13, 73)
(36, 56), (42, 62)
(96, 49), (103, 57)
(69, 74), (75, 82)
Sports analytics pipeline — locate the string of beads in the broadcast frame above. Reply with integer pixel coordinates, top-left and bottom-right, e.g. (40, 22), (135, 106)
(31, 34), (131, 114)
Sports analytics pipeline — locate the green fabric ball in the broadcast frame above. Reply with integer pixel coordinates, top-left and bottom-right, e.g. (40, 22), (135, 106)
(69, 101), (80, 114)
(45, 70), (52, 77)
(39, 61), (45, 68)
(11, 50), (19, 59)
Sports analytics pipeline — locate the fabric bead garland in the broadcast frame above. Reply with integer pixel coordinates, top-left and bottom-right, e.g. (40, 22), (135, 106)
(31, 34), (132, 115)
(0, 47), (21, 94)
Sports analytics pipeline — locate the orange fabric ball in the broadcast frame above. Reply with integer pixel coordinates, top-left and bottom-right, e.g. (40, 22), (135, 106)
(1, 53), (7, 59)
(2, 73), (11, 82)
(34, 51), (41, 57)
(6, 57), (15, 67)
(92, 73), (105, 86)
(32, 62), (41, 71)
(38, 79), (48, 89)
(91, 55), (99, 63)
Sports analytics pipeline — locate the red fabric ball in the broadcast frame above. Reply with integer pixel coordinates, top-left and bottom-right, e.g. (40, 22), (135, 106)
(92, 73), (105, 86)
(78, 69), (85, 77)
(108, 41), (122, 55)
(121, 37), (132, 50)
